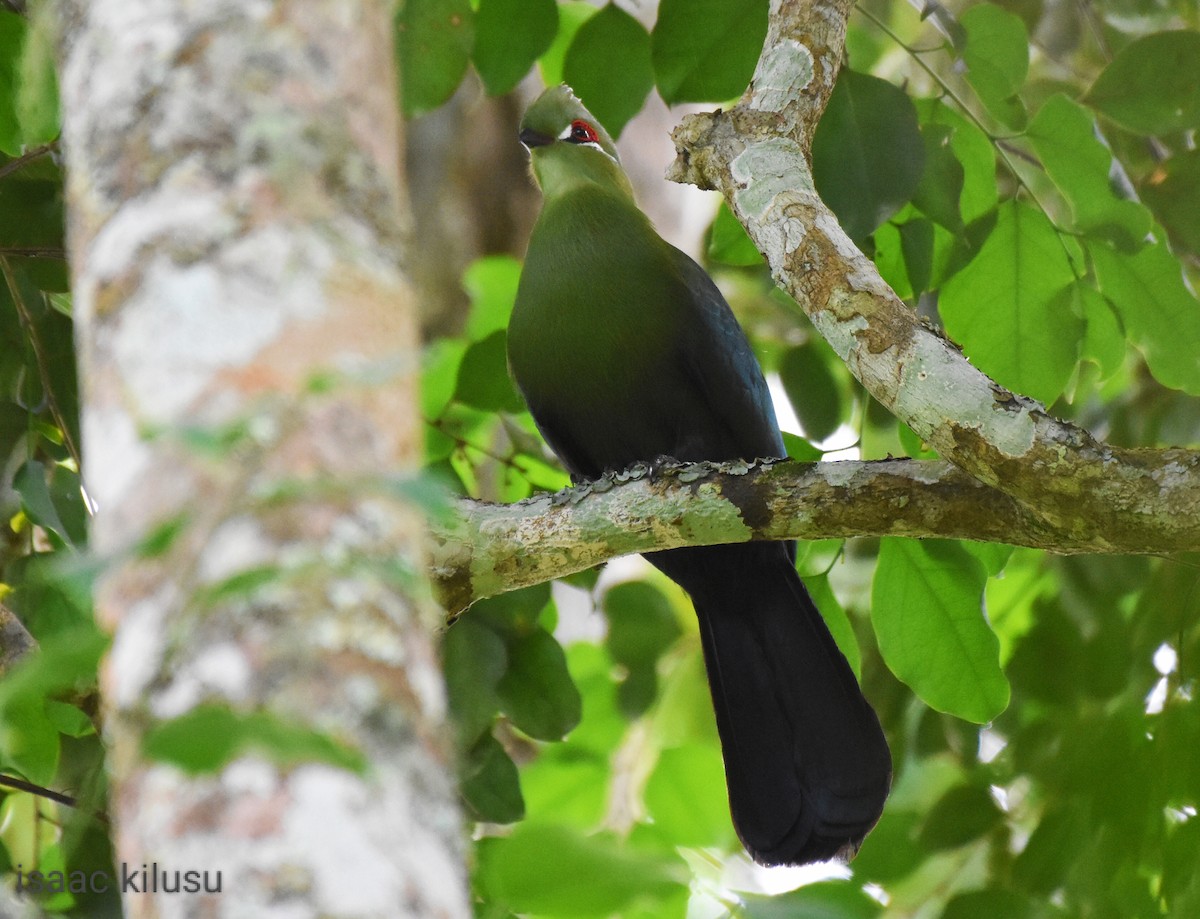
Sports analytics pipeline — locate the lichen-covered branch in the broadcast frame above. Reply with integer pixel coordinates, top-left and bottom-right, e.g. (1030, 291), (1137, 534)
(664, 0), (1200, 538)
(430, 456), (1200, 616)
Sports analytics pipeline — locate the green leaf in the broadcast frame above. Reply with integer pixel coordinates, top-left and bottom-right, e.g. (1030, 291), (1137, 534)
(1076, 282), (1125, 379)
(562, 3), (653, 138)
(0, 626), (106, 784)
(420, 337), (467, 419)
(50, 466), (87, 547)
(1140, 148), (1200, 256)
(1163, 798), (1200, 903)
(15, 13), (58, 148)
(778, 343), (844, 442)
(443, 618), (507, 746)
(602, 581), (681, 667)
(386, 468), (456, 528)
(42, 701), (94, 739)
(652, 645), (719, 749)
(807, 573), (861, 680)
(472, 0), (557, 96)
(742, 881), (883, 919)
(0, 626), (105, 707)
(521, 745), (610, 827)
(898, 218), (935, 296)
(918, 782), (1004, 849)
(461, 731), (525, 824)
(537, 1), (598, 87)
(0, 401), (31, 462)
(473, 582), (552, 633)
(912, 124), (965, 233)
(27, 839), (77, 912)
(453, 330), (524, 413)
(852, 810), (924, 882)
(1013, 803), (1087, 895)
(13, 460), (73, 548)
(232, 712), (368, 772)
(781, 430), (822, 462)
(477, 822), (686, 917)
(0, 696), (59, 785)
(143, 706), (239, 773)
(143, 705), (367, 774)
(812, 69), (925, 242)
(1085, 30), (1200, 135)
(463, 255), (522, 342)
(960, 4), (1028, 128)
(651, 0), (768, 104)
(194, 564), (282, 607)
(1089, 237), (1200, 395)
(897, 419), (937, 460)
(941, 888), (1049, 919)
(615, 665), (658, 719)
(396, 0), (474, 117)
(940, 200), (1081, 404)
(560, 642), (626, 753)
(0, 12), (23, 155)
(643, 744), (733, 848)
(0, 176), (64, 249)
(497, 628), (582, 740)
(707, 201), (763, 267)
(873, 221), (915, 301)
(1026, 94), (1153, 249)
(916, 99), (998, 225)
(871, 538), (1009, 723)
(4, 552), (96, 640)
(963, 541), (1013, 578)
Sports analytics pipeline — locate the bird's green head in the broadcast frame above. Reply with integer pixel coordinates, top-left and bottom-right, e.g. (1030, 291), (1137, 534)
(519, 85), (632, 200)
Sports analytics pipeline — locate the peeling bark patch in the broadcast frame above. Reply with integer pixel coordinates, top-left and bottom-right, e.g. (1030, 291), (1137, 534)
(751, 39), (815, 112)
(719, 472), (772, 532)
(731, 138), (815, 221)
(893, 336), (1037, 458)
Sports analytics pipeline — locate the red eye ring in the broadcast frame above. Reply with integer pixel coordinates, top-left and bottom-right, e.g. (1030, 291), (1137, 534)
(568, 120), (599, 145)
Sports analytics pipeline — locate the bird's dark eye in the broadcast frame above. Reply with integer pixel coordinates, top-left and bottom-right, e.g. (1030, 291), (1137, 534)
(568, 120), (599, 144)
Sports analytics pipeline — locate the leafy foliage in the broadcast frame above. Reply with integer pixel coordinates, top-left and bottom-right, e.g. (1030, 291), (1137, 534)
(3, 1), (1200, 918)
(142, 705), (369, 775)
(812, 68), (925, 242)
(401, 1), (1200, 917)
(562, 3), (654, 136)
(651, 0), (768, 105)
(1, 7), (118, 916)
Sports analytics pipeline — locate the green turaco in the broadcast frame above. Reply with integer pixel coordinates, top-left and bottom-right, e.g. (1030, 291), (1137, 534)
(507, 84), (891, 866)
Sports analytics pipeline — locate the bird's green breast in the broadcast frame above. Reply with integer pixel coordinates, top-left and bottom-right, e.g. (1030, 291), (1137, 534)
(509, 184), (684, 416)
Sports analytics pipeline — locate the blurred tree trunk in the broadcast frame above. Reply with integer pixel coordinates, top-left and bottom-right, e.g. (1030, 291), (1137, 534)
(55, 2), (469, 917)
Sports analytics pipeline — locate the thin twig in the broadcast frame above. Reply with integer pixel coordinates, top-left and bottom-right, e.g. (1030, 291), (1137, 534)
(0, 773), (110, 826)
(0, 143), (55, 182)
(0, 255), (85, 477)
(855, 3), (1083, 278)
(2, 774), (70, 810)
(0, 246), (67, 259)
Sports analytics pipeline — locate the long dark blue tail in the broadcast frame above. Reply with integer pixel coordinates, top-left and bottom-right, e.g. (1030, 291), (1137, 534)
(649, 541), (891, 865)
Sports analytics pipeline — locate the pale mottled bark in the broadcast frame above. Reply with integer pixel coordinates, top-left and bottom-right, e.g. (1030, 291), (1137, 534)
(662, 0), (1200, 545)
(430, 454), (1200, 616)
(56, 2), (468, 917)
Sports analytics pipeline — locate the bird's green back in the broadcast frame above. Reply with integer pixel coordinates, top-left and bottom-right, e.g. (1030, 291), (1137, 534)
(509, 84), (783, 477)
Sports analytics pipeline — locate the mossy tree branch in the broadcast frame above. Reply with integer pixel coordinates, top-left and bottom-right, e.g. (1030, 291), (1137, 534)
(429, 456), (1200, 617)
